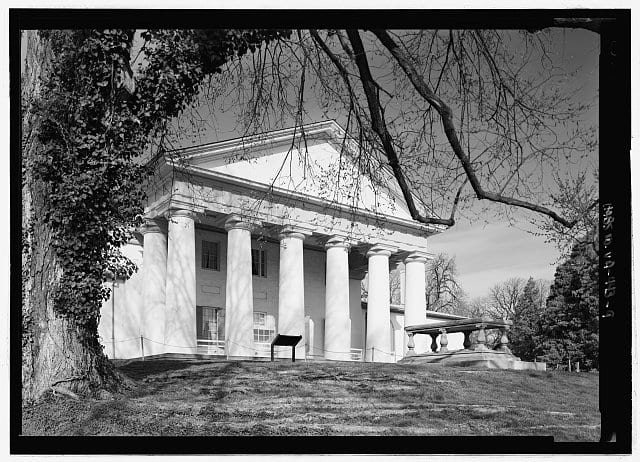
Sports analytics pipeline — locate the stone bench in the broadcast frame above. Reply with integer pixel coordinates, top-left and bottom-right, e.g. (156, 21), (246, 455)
(401, 317), (545, 370)
(405, 316), (513, 355)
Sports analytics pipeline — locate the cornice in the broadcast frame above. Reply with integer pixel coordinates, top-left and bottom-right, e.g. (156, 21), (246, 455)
(165, 162), (445, 237)
(166, 120), (343, 163)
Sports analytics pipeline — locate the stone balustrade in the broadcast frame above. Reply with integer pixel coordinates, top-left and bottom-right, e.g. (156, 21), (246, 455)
(405, 317), (513, 355)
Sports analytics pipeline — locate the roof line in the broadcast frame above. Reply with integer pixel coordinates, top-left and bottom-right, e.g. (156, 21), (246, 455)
(165, 120), (343, 157)
(162, 119), (445, 226)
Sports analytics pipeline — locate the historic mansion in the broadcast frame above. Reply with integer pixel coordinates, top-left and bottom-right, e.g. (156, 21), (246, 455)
(98, 120), (466, 363)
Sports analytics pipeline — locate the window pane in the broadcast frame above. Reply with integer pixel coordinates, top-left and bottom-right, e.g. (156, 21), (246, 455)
(260, 250), (266, 277)
(202, 241), (219, 270)
(252, 311), (275, 342)
(266, 313), (275, 330)
(212, 242), (219, 270)
(253, 312), (265, 326)
(197, 306), (217, 340)
(217, 309), (225, 340)
(251, 249), (260, 275)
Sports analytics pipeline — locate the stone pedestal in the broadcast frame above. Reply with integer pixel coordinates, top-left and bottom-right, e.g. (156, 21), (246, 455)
(398, 349), (547, 371)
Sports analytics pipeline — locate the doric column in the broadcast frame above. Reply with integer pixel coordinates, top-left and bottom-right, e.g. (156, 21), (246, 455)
(404, 251), (430, 355)
(365, 244), (397, 362)
(324, 235), (351, 361)
(277, 225), (308, 359)
(164, 209), (197, 353)
(140, 218), (167, 356)
(224, 214), (255, 357)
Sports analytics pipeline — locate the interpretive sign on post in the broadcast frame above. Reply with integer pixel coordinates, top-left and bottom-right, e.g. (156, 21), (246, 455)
(270, 334), (302, 362)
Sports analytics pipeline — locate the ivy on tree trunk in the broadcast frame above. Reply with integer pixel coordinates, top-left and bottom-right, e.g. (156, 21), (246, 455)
(21, 29), (290, 401)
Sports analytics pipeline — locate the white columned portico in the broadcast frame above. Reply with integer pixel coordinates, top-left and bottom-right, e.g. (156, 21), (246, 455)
(164, 209), (197, 353)
(140, 218), (168, 356)
(225, 215), (255, 357)
(277, 226), (308, 359)
(324, 235), (351, 361)
(404, 251), (430, 355)
(366, 244), (397, 363)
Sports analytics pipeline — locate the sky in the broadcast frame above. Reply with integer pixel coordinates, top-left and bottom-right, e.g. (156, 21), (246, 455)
(427, 221), (561, 299)
(17, 24), (599, 302)
(162, 27), (599, 300)
(424, 28), (599, 299)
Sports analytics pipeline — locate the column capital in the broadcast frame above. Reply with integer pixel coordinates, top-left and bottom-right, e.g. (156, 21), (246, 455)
(224, 214), (256, 232)
(279, 225), (313, 241)
(325, 235), (351, 250)
(165, 208), (197, 220)
(140, 217), (167, 235)
(366, 243), (398, 258)
(404, 251), (431, 264)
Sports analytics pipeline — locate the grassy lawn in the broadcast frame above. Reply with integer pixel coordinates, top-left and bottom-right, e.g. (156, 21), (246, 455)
(21, 359), (600, 439)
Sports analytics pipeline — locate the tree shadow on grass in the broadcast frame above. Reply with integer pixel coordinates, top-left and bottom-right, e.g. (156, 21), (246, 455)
(117, 360), (216, 380)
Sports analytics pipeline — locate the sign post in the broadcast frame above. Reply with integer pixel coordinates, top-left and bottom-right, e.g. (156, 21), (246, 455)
(270, 334), (302, 362)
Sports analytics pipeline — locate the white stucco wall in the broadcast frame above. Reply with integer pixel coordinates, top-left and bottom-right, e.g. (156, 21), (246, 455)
(98, 241), (145, 359)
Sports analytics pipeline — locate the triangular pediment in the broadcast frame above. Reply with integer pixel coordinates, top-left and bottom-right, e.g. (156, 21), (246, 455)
(178, 121), (430, 221)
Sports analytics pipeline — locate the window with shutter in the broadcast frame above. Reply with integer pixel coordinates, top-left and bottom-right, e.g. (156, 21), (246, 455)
(251, 248), (267, 277)
(201, 240), (220, 270)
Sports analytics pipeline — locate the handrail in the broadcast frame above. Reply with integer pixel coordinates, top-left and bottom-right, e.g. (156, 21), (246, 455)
(196, 339), (225, 355)
(405, 317), (513, 356)
(405, 317), (512, 335)
(350, 348), (363, 361)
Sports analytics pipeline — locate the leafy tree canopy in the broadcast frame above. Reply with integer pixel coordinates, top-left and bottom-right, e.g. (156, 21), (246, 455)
(537, 236), (599, 369)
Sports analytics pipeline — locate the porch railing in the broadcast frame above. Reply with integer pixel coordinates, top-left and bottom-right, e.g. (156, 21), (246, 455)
(254, 342), (272, 357)
(350, 348), (364, 361)
(196, 339), (225, 355)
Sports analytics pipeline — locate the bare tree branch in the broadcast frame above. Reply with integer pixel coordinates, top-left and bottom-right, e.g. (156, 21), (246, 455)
(448, 179), (467, 223)
(346, 29), (454, 227)
(370, 29), (587, 229)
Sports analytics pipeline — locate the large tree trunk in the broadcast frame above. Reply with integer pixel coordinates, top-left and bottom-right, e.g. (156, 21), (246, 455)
(21, 31), (125, 403)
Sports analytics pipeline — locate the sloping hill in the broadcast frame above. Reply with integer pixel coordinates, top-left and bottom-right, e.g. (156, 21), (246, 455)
(22, 359), (599, 440)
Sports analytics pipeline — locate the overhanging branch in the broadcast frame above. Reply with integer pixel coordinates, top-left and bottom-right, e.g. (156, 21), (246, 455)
(371, 29), (586, 229)
(346, 29), (454, 227)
